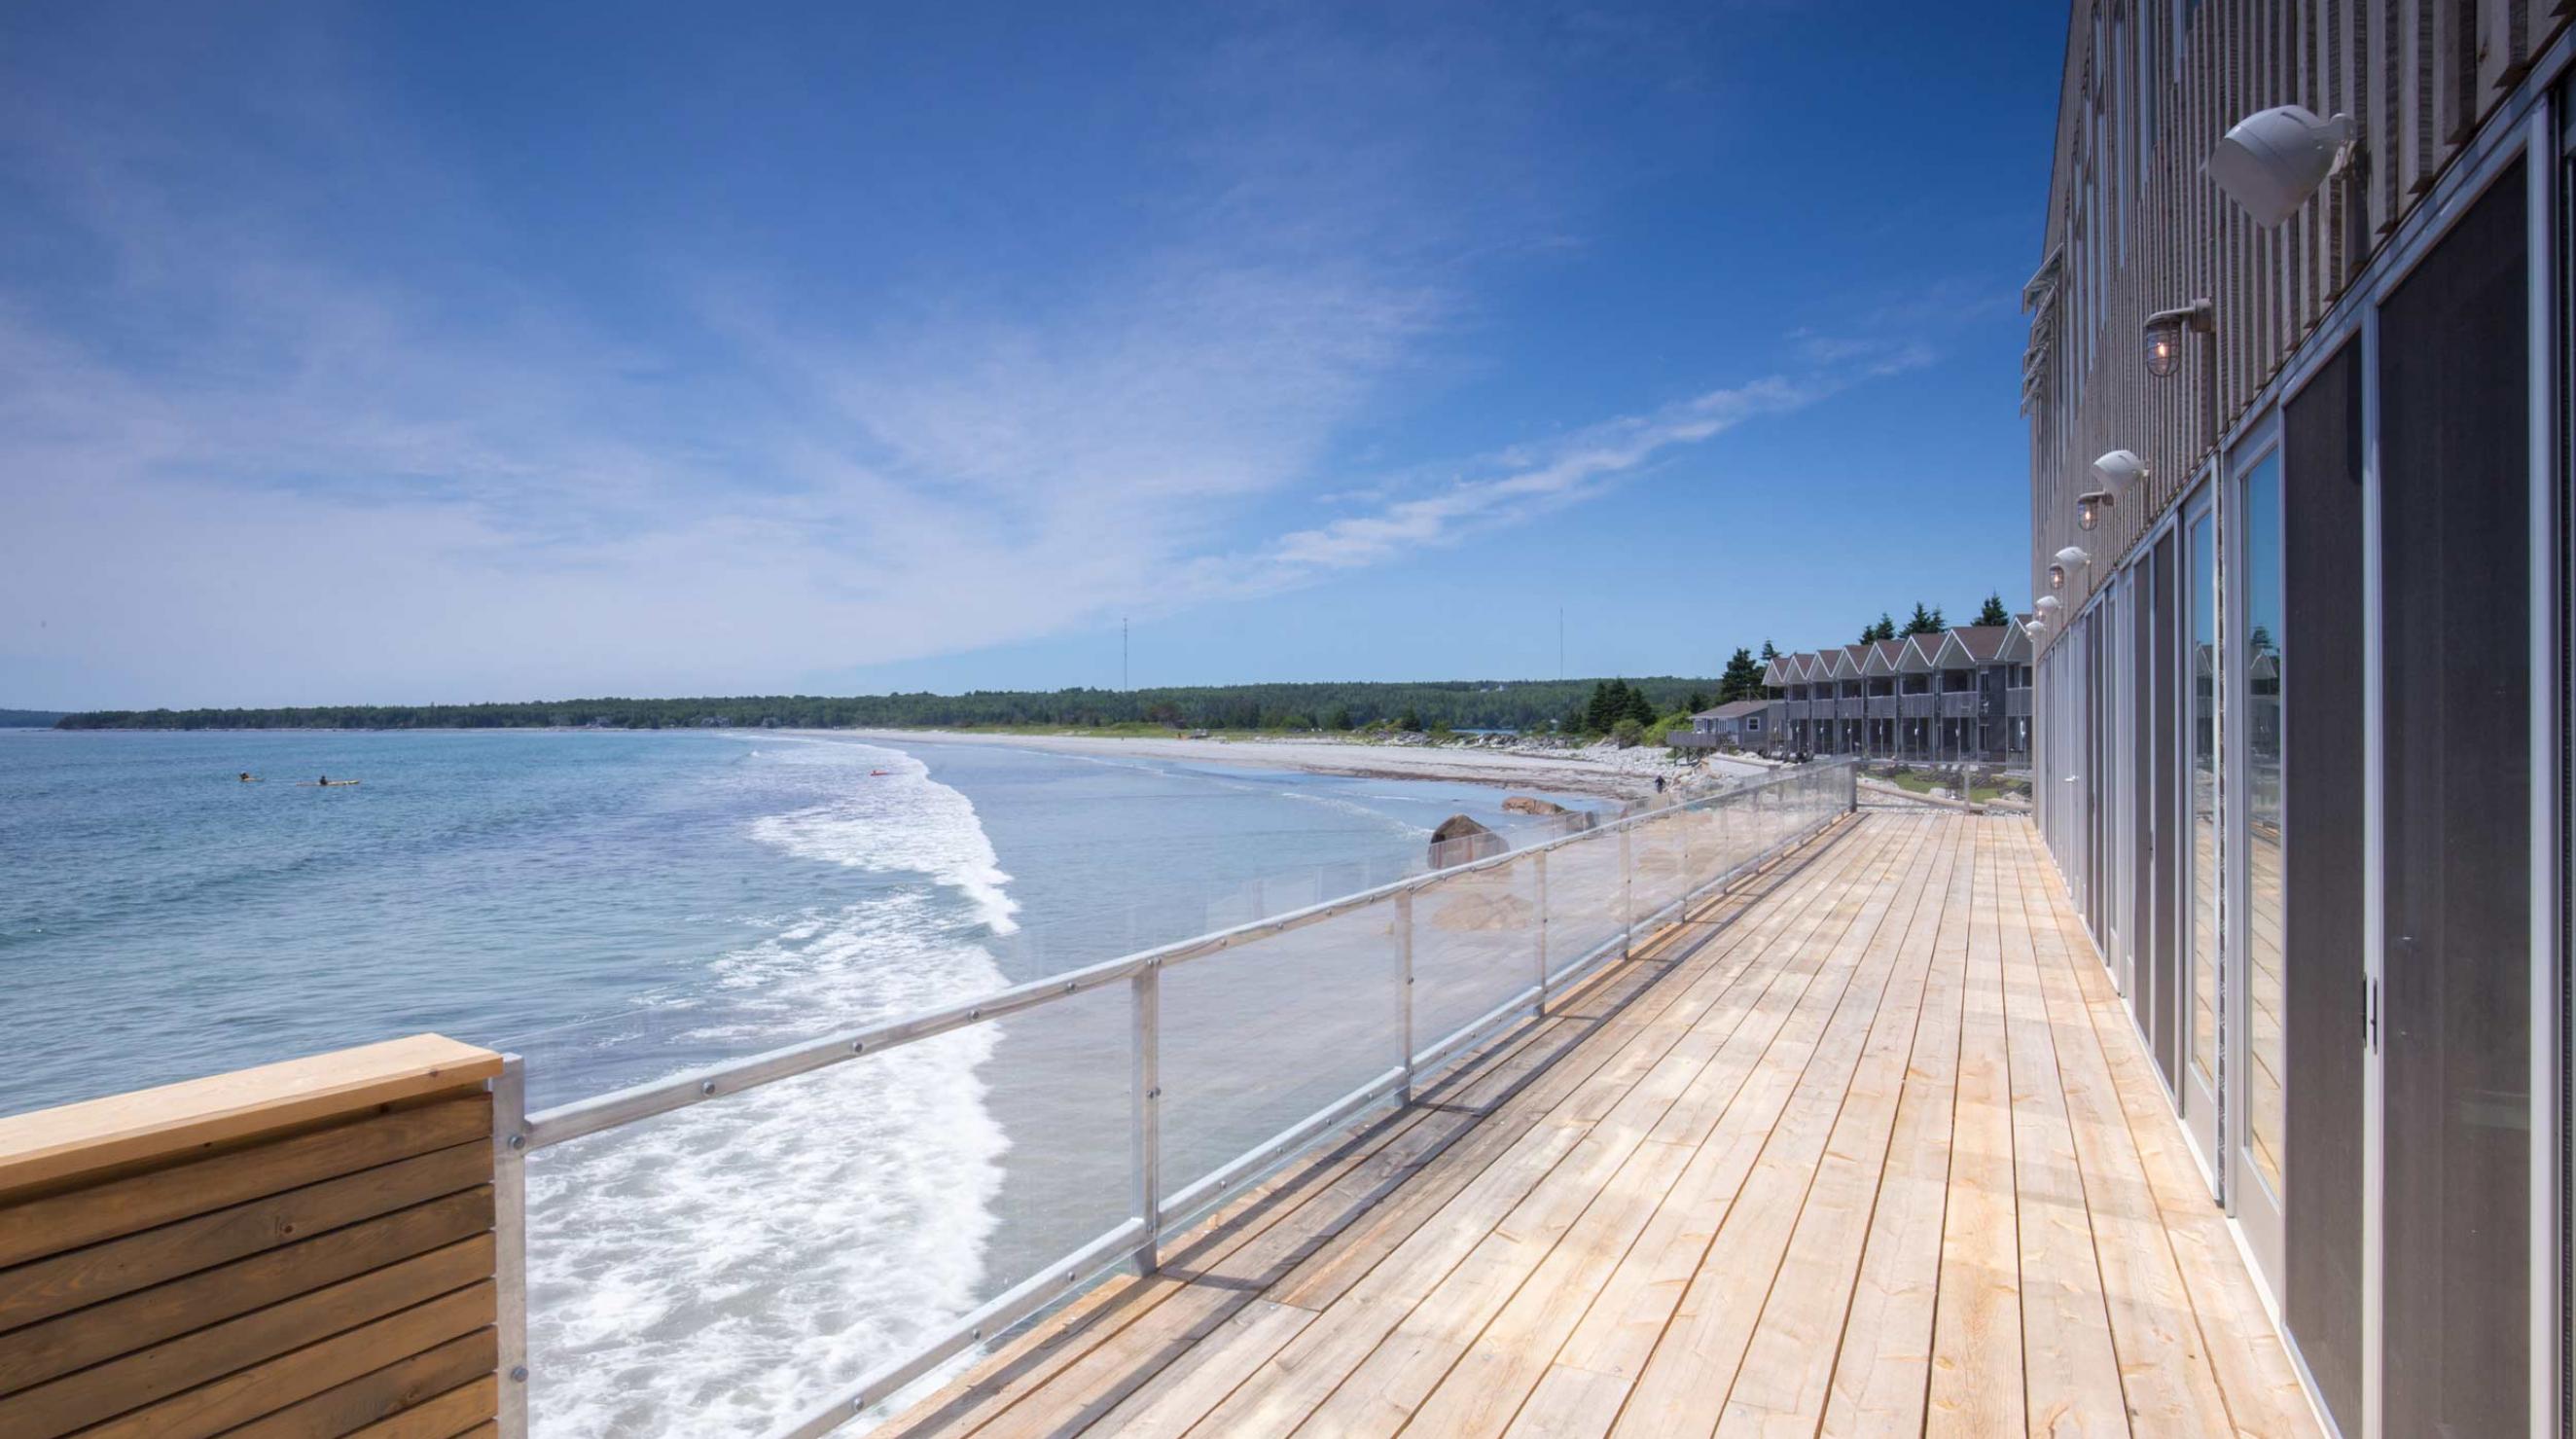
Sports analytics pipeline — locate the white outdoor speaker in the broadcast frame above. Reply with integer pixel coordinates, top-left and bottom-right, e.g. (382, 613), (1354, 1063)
(2205, 105), (2355, 228)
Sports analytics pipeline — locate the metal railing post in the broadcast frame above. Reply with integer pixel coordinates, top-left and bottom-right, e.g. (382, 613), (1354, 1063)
(1397, 890), (1416, 1102)
(1533, 849), (1550, 1018)
(491, 1054), (529, 1439)
(1619, 823), (1634, 957)
(1679, 802), (1696, 914)
(1130, 964), (1163, 1275)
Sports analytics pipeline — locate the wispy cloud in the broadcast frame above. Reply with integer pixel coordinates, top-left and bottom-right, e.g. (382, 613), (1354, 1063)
(1236, 374), (1820, 582)
(0, 6), (1968, 707)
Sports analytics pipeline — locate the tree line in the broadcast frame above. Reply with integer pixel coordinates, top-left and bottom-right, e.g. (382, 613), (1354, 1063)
(1848, 594), (2013, 644)
(54, 677), (1730, 736)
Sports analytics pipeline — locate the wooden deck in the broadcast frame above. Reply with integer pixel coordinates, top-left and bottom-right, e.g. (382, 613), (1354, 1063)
(881, 811), (2320, 1439)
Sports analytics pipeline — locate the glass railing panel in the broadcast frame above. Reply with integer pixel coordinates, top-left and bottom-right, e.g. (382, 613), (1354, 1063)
(1408, 851), (1542, 1054)
(1157, 903), (1402, 1204)
(1627, 803), (1693, 928)
(1540, 824), (1627, 981)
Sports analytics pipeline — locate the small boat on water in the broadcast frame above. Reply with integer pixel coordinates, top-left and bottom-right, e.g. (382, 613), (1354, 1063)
(870, 769), (893, 776)
(296, 778), (362, 787)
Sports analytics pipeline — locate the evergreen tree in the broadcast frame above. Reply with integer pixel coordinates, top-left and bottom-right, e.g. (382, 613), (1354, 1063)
(1584, 681), (1618, 734)
(1624, 683), (1657, 727)
(1396, 706), (1424, 733)
(1902, 602), (1941, 637)
(1716, 647), (1764, 703)
(1864, 613), (1898, 643)
(1976, 592), (2011, 627)
(1684, 690), (1709, 715)
(1759, 639), (1780, 663)
(1928, 605), (1946, 630)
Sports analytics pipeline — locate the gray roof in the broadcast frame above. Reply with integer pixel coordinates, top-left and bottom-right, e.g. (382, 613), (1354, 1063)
(1693, 700), (1770, 721)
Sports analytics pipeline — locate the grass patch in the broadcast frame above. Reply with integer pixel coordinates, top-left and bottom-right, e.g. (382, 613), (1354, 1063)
(1880, 769), (2012, 803)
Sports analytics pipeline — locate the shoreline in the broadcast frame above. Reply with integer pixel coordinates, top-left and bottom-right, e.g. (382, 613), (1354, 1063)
(823, 728), (1772, 801)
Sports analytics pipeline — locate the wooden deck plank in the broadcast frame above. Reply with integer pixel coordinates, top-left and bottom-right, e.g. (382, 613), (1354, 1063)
(907, 820), (1874, 1439)
(881, 815), (2325, 1439)
(2035, 859), (2320, 1439)
(1171, 823), (1919, 1437)
(1386, 818), (1951, 1439)
(1502, 820), (1945, 1438)
(1991, 823), (2129, 1437)
(1814, 812), (1978, 1438)
(1925, 823), (2025, 1437)
(2007, 833), (2236, 1439)
(1602, 815), (1954, 1438)
(1713, 816), (1970, 1437)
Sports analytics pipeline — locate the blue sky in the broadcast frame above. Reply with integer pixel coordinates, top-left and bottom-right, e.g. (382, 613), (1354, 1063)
(0, 3), (2061, 708)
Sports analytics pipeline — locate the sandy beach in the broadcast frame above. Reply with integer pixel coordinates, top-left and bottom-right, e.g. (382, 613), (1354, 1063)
(836, 729), (1773, 801)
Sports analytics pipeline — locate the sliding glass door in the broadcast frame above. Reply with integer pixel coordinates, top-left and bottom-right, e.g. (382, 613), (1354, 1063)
(2280, 337), (2366, 1437)
(2181, 491), (2222, 1173)
(2379, 158), (2530, 1439)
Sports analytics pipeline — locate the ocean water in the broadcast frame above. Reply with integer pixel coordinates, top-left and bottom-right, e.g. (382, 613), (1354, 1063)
(0, 728), (1596, 1435)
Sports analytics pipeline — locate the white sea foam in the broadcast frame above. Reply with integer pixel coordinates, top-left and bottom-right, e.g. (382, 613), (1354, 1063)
(749, 746), (1020, 936)
(523, 745), (1013, 1438)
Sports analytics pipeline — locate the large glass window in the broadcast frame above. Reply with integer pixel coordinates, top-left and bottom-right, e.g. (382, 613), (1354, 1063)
(2380, 160), (2529, 1439)
(2240, 450), (2284, 1200)
(2191, 509), (2219, 1090)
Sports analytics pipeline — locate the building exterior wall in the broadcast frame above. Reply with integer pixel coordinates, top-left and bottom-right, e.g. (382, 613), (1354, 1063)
(2028, 5), (2571, 1436)
(2025, 0), (2567, 623)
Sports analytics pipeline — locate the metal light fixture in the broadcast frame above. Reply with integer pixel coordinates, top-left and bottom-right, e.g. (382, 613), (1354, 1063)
(2207, 104), (2358, 228)
(2048, 562), (2068, 590)
(2075, 490), (2114, 531)
(2091, 449), (2149, 490)
(2141, 302), (2214, 379)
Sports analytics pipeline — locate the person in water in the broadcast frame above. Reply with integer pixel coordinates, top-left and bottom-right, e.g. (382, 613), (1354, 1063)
(238, 772), (253, 782)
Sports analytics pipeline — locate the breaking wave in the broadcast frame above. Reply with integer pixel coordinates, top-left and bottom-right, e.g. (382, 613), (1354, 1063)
(524, 741), (1012, 1437)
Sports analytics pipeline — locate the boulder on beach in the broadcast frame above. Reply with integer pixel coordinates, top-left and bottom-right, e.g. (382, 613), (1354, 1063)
(1428, 814), (1506, 868)
(1500, 796), (1567, 816)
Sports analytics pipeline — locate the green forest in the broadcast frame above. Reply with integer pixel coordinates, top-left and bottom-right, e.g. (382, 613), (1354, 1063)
(50, 594), (2011, 738)
(53, 678), (1727, 736)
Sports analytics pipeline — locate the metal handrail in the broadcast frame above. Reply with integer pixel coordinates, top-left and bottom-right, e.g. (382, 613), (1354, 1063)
(493, 757), (1860, 1439)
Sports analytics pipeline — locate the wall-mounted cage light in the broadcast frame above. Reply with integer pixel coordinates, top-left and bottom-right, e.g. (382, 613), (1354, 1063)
(2048, 563), (2068, 590)
(2141, 302), (2214, 379)
(2075, 490), (2115, 531)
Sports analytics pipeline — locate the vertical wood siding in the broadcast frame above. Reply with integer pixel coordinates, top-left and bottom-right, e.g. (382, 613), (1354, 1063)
(2024, 0), (2568, 647)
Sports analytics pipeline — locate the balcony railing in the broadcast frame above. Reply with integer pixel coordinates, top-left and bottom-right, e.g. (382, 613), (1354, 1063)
(496, 760), (1863, 1438)
(1899, 693), (1935, 718)
(1865, 696), (1897, 719)
(1938, 692), (1977, 718)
